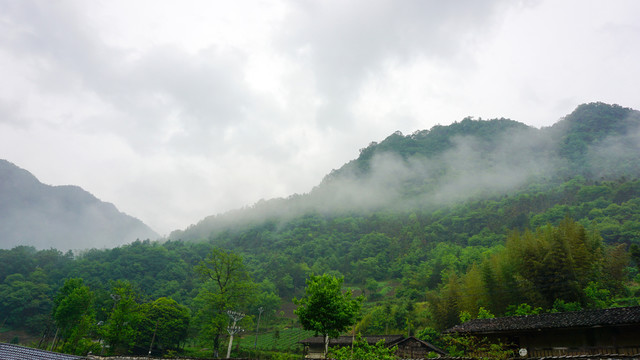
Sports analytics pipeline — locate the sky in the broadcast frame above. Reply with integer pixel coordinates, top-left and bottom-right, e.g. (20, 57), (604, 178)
(1, 0), (639, 236)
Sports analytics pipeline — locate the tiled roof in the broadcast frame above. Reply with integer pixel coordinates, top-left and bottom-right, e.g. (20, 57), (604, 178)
(299, 335), (405, 345)
(0, 343), (84, 360)
(392, 336), (447, 355)
(446, 306), (640, 334)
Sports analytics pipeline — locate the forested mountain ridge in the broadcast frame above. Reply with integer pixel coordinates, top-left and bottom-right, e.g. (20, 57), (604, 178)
(324, 117), (532, 179)
(171, 102), (640, 242)
(325, 102), (640, 185)
(0, 159), (158, 250)
(552, 102), (640, 176)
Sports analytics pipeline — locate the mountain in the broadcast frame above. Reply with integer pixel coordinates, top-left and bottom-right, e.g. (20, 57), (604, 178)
(0, 160), (158, 250)
(170, 102), (640, 242)
(322, 102), (640, 192)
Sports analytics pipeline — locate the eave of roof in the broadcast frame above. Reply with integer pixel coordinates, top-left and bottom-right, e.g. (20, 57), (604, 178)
(445, 306), (640, 334)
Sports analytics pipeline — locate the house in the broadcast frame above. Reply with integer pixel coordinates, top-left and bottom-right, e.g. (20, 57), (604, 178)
(299, 335), (445, 358)
(445, 306), (640, 357)
(0, 342), (85, 360)
(390, 336), (447, 358)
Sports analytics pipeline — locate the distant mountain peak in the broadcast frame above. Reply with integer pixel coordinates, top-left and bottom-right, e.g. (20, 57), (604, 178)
(0, 159), (158, 250)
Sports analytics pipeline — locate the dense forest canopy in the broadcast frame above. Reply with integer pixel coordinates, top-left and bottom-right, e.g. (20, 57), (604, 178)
(2, 102), (640, 357)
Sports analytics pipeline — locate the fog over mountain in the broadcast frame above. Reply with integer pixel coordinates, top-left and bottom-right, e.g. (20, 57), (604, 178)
(0, 160), (158, 250)
(170, 102), (640, 241)
(313, 103), (640, 210)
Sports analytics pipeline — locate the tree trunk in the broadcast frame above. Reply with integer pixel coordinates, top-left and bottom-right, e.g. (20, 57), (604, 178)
(324, 334), (329, 359)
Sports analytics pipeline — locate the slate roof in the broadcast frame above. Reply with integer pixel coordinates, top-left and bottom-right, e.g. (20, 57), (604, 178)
(299, 334), (405, 346)
(392, 336), (447, 355)
(0, 343), (85, 360)
(446, 306), (640, 334)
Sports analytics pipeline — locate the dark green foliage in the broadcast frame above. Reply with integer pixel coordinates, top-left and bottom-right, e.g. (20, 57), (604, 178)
(135, 297), (190, 355)
(429, 218), (629, 330)
(0, 269), (53, 332)
(443, 333), (513, 359)
(101, 281), (142, 354)
(52, 278), (96, 355)
(294, 274), (363, 357)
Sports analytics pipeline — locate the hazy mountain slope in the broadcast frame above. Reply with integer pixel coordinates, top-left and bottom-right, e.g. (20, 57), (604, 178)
(549, 102), (640, 177)
(324, 102), (640, 190)
(0, 160), (158, 250)
(170, 102), (640, 242)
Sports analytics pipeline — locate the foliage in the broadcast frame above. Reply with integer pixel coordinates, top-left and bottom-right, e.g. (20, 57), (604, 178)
(135, 297), (190, 355)
(477, 307), (495, 319)
(416, 326), (445, 349)
(443, 333), (513, 360)
(0, 269), (53, 332)
(329, 333), (397, 360)
(194, 248), (256, 307)
(192, 248), (256, 355)
(505, 303), (542, 316)
(294, 274), (363, 357)
(428, 217), (629, 329)
(52, 278), (95, 355)
(100, 281), (142, 354)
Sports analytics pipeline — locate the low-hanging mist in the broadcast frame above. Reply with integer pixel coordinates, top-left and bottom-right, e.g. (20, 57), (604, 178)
(170, 102), (640, 241)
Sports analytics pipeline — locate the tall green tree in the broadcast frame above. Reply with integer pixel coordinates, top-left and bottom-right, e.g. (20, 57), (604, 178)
(294, 274), (363, 358)
(101, 281), (141, 354)
(52, 278), (95, 354)
(135, 297), (190, 355)
(193, 248), (256, 356)
(429, 273), (463, 330)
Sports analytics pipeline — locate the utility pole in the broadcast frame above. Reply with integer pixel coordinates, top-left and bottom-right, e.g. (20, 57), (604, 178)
(49, 328), (59, 351)
(102, 293), (121, 356)
(148, 319), (159, 358)
(254, 307), (264, 350)
(226, 310), (245, 359)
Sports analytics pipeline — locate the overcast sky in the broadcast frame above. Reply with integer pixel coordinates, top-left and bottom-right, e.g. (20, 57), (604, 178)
(1, 0), (639, 236)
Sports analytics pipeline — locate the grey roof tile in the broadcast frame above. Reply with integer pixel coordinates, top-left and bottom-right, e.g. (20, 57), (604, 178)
(0, 343), (84, 360)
